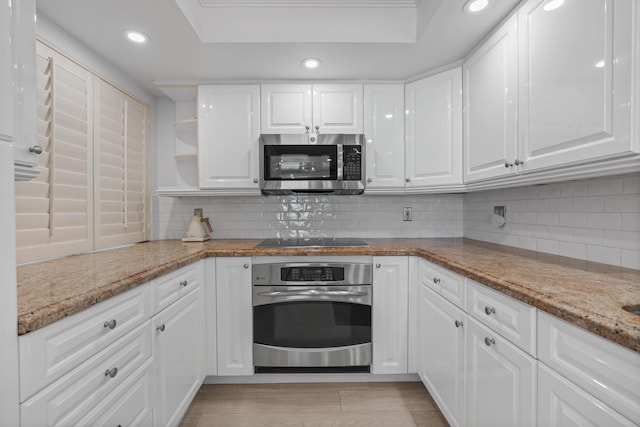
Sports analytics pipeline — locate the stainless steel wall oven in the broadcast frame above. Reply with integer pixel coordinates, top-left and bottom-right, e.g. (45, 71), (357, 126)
(252, 261), (373, 373)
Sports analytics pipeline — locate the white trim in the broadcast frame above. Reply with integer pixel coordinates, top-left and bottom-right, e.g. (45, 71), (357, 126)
(199, 0), (418, 7)
(204, 373), (419, 384)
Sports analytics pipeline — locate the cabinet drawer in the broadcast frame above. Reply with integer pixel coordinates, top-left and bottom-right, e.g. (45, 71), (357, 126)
(418, 258), (465, 309)
(152, 262), (201, 314)
(19, 284), (151, 401)
(538, 363), (636, 427)
(538, 312), (640, 425)
(466, 279), (536, 356)
(20, 321), (152, 427)
(79, 359), (153, 427)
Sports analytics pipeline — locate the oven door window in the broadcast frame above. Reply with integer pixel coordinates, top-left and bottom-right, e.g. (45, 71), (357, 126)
(254, 301), (371, 348)
(264, 145), (337, 180)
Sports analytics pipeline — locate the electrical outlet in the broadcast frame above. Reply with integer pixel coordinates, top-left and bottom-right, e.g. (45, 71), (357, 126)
(494, 206), (506, 218)
(403, 207), (412, 221)
(194, 208), (203, 218)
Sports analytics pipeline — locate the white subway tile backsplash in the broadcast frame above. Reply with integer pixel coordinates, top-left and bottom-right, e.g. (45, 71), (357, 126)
(462, 174), (640, 269)
(587, 245), (621, 266)
(572, 196), (604, 212)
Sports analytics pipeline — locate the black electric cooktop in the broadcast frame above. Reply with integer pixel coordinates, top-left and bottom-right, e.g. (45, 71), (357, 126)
(256, 237), (369, 248)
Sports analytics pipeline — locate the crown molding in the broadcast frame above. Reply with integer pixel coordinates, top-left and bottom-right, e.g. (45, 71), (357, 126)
(199, 0), (419, 7)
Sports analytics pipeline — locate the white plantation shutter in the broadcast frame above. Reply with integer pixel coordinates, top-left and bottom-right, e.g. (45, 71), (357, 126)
(15, 40), (149, 263)
(94, 78), (148, 249)
(15, 42), (93, 264)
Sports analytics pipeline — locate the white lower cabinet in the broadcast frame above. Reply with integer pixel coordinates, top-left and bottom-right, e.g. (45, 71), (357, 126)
(78, 359), (154, 427)
(466, 317), (536, 427)
(372, 256), (409, 374)
(20, 321), (152, 427)
(216, 257), (253, 376)
(418, 285), (465, 427)
(538, 363), (636, 427)
(152, 286), (203, 427)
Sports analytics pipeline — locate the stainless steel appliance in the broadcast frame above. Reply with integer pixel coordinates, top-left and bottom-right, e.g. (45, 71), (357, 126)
(259, 134), (365, 195)
(252, 261), (373, 373)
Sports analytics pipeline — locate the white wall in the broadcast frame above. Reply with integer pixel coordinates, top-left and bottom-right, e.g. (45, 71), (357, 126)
(463, 173), (640, 269)
(154, 193), (463, 240)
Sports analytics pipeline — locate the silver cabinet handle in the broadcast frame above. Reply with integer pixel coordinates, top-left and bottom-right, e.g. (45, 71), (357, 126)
(315, 125), (320, 133)
(514, 158), (524, 166)
(405, 178), (411, 182)
(179, 280), (188, 287)
(253, 178), (259, 184)
(454, 320), (463, 328)
(156, 324), (165, 332)
(367, 178), (372, 183)
(104, 367), (118, 378)
(375, 263), (381, 268)
(103, 319), (117, 330)
(29, 145), (43, 155)
(504, 162), (513, 168)
(243, 263), (249, 269)
(484, 337), (496, 347)
(305, 126), (310, 134)
(433, 277), (441, 284)
(485, 306), (496, 315)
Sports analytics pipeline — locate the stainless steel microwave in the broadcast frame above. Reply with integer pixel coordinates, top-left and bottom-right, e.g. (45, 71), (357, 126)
(259, 134), (365, 195)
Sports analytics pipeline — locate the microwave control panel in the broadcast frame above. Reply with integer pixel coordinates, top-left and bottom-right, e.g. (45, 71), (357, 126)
(343, 145), (362, 181)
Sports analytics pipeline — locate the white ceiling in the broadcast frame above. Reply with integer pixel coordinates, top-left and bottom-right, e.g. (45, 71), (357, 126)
(35, 0), (520, 96)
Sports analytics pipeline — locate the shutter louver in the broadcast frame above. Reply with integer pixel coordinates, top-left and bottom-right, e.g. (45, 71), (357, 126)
(15, 42), (93, 264)
(94, 79), (148, 249)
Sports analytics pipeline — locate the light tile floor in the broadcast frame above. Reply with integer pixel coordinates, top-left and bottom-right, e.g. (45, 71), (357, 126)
(180, 382), (449, 426)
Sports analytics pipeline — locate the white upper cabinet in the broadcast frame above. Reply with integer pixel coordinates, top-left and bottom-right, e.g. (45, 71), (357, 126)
(463, 15), (518, 183)
(364, 84), (406, 192)
(261, 83), (363, 134)
(6, 0), (39, 179)
(198, 85), (261, 193)
(405, 68), (463, 190)
(517, 0), (636, 171)
(260, 84), (312, 134)
(0, 0), (14, 142)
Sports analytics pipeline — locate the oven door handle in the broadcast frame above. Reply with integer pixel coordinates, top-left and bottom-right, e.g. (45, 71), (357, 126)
(256, 290), (369, 298)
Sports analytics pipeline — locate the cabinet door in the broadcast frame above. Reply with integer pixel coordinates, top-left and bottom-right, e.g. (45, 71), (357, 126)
(152, 288), (202, 427)
(518, 0), (635, 171)
(372, 256), (408, 374)
(261, 84), (312, 134)
(466, 317), (536, 427)
(11, 0), (38, 173)
(0, 0), (13, 142)
(364, 84), (406, 192)
(216, 257), (253, 376)
(463, 15), (518, 183)
(312, 84), (363, 134)
(405, 68), (463, 189)
(198, 85), (261, 192)
(418, 285), (466, 427)
(538, 363), (636, 427)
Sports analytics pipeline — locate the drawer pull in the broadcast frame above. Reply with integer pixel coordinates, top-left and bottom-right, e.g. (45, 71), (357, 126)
(156, 324), (166, 332)
(244, 264), (249, 269)
(433, 277), (441, 284)
(104, 367), (118, 378)
(376, 264), (381, 269)
(484, 337), (495, 347)
(179, 280), (188, 287)
(454, 320), (463, 328)
(484, 306), (496, 316)
(103, 319), (117, 330)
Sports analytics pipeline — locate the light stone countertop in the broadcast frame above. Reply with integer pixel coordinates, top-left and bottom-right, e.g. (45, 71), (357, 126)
(16, 238), (640, 353)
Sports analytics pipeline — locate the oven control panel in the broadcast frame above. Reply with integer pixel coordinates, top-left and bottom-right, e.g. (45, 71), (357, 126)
(282, 266), (344, 282)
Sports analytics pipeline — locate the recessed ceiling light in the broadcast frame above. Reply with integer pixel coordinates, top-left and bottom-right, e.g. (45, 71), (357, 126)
(125, 30), (148, 44)
(463, 0), (489, 13)
(543, 0), (564, 11)
(302, 58), (321, 69)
